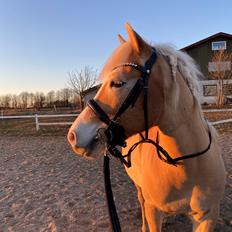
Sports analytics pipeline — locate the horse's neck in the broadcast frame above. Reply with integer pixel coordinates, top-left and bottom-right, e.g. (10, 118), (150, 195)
(153, 71), (209, 159)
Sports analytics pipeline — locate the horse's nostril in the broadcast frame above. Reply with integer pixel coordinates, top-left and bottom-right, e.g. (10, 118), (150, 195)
(68, 131), (76, 146)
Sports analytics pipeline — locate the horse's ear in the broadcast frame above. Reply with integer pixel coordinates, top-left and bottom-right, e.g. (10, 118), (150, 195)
(125, 23), (148, 54)
(118, 34), (126, 44)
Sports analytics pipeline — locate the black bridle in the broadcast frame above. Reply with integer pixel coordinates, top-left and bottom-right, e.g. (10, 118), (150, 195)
(88, 48), (158, 167)
(88, 48), (212, 168)
(87, 47), (212, 232)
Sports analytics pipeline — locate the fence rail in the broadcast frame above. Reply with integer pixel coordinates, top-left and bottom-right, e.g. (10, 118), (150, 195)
(1, 115), (35, 119)
(1, 114), (78, 131)
(202, 109), (232, 126)
(210, 119), (232, 126)
(1, 109), (232, 131)
(203, 109), (232, 113)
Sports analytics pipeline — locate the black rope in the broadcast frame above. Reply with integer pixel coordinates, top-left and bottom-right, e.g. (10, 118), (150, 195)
(104, 155), (121, 232)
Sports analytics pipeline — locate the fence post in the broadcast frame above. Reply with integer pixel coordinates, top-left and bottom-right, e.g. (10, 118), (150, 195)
(35, 114), (40, 131)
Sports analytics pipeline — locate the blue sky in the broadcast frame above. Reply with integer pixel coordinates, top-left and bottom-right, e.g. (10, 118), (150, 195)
(1, 0), (232, 94)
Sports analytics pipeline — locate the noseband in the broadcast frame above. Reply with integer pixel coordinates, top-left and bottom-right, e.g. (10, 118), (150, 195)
(88, 47), (212, 168)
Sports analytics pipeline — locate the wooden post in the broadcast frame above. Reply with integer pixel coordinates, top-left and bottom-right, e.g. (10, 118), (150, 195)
(35, 114), (40, 131)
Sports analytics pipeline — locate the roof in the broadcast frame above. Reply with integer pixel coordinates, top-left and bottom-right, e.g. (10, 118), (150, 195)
(181, 32), (232, 51)
(82, 84), (101, 95)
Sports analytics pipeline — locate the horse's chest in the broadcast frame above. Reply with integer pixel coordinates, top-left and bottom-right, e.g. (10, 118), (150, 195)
(142, 181), (191, 214)
(141, 166), (192, 214)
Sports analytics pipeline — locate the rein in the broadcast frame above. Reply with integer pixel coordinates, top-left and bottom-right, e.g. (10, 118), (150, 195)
(87, 47), (212, 231)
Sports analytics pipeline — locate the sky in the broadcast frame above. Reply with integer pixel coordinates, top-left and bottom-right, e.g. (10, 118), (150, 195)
(0, 0), (232, 95)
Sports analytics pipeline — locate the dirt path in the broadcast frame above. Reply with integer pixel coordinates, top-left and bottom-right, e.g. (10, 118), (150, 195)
(0, 134), (231, 231)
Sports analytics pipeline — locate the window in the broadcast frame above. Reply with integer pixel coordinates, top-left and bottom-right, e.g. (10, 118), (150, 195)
(223, 84), (232, 95)
(212, 41), (226, 50)
(208, 61), (231, 72)
(203, 85), (217, 96)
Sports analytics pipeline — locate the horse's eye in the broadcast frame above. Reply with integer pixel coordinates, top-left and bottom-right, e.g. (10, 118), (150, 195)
(110, 81), (126, 88)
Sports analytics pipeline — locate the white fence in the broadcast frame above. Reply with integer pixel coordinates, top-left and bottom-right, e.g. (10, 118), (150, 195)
(203, 108), (232, 125)
(203, 109), (232, 113)
(1, 109), (232, 131)
(1, 114), (78, 131)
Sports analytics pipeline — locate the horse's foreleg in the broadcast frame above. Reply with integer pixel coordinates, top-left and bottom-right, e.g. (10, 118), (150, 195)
(135, 185), (147, 232)
(144, 202), (163, 232)
(191, 204), (219, 232)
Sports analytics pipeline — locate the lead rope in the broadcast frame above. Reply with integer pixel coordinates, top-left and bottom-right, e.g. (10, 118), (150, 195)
(104, 154), (121, 232)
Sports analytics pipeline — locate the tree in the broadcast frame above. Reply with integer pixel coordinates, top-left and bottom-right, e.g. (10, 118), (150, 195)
(60, 88), (71, 107)
(33, 92), (45, 109)
(208, 50), (232, 106)
(69, 89), (80, 107)
(46, 90), (55, 108)
(19, 92), (29, 109)
(11, 94), (18, 109)
(0, 94), (11, 108)
(28, 93), (35, 108)
(68, 66), (97, 110)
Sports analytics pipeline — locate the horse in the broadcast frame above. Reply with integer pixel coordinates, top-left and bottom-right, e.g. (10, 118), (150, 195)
(67, 23), (226, 232)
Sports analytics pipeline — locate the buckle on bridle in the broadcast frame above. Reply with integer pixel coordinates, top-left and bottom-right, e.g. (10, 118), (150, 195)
(106, 121), (127, 148)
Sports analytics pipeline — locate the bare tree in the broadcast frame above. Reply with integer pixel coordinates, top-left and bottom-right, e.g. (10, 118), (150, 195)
(28, 93), (35, 108)
(208, 50), (232, 106)
(19, 92), (30, 109)
(11, 94), (18, 109)
(46, 90), (55, 108)
(60, 88), (71, 107)
(33, 92), (45, 109)
(0, 94), (11, 108)
(69, 89), (80, 107)
(68, 66), (97, 110)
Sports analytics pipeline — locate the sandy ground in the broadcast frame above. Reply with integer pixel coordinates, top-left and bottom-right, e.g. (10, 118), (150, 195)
(0, 134), (231, 232)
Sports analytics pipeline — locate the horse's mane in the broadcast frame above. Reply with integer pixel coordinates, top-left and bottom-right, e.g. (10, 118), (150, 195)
(154, 44), (202, 99)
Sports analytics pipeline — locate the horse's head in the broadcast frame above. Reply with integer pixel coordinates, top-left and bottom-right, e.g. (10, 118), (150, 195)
(67, 24), (169, 159)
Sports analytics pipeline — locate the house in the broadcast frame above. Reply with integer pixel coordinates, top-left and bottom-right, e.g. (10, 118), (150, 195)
(181, 32), (232, 104)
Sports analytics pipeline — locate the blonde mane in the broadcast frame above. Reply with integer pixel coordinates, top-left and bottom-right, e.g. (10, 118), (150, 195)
(154, 44), (202, 99)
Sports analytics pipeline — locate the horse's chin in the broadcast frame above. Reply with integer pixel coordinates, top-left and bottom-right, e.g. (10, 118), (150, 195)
(71, 144), (104, 160)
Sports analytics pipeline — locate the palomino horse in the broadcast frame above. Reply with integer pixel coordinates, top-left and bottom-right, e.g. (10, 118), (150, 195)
(67, 24), (226, 232)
